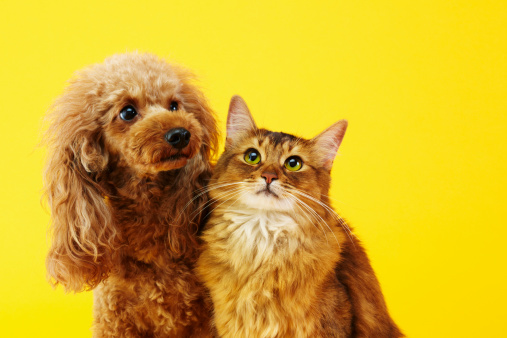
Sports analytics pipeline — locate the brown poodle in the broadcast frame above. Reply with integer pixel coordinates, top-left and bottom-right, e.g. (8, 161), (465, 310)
(42, 53), (219, 337)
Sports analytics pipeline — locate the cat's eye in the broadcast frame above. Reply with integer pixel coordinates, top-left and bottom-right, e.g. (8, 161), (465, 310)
(244, 148), (261, 165)
(284, 156), (303, 171)
(169, 101), (178, 111)
(120, 105), (137, 121)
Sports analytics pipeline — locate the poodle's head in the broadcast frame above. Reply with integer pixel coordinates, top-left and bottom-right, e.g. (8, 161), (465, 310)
(50, 53), (217, 177)
(43, 53), (218, 291)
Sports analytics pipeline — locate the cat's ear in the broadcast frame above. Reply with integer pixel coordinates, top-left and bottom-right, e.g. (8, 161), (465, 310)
(312, 120), (348, 171)
(226, 95), (257, 146)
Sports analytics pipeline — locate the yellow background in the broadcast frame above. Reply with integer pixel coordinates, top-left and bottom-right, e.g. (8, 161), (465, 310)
(1, 1), (506, 337)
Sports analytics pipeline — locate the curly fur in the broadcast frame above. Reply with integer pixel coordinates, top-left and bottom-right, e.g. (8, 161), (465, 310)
(42, 53), (219, 337)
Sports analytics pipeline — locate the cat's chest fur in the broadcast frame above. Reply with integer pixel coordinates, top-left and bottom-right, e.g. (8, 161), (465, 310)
(217, 208), (301, 269)
(201, 207), (342, 337)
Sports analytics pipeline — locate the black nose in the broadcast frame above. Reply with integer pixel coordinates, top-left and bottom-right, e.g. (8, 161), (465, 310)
(165, 128), (191, 149)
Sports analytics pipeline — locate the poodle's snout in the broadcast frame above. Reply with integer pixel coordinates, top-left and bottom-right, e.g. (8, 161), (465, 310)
(165, 128), (191, 149)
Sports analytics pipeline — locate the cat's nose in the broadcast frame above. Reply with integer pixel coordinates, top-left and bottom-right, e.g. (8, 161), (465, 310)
(261, 172), (278, 185)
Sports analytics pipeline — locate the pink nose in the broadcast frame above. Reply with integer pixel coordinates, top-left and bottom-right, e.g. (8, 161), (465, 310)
(261, 172), (278, 184)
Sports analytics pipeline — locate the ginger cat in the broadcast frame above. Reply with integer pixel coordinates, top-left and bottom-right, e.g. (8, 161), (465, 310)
(197, 96), (403, 337)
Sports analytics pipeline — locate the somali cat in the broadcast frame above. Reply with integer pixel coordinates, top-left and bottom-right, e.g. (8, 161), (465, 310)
(197, 96), (403, 337)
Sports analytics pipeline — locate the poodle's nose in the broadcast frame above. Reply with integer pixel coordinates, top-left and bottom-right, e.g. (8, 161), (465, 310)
(165, 128), (191, 149)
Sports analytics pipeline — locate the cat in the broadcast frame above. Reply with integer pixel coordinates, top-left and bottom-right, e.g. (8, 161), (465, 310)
(196, 95), (403, 337)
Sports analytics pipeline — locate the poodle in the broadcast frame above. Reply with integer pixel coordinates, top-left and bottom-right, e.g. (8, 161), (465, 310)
(42, 53), (219, 337)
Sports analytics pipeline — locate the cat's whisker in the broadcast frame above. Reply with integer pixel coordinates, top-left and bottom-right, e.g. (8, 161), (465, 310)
(284, 193), (329, 244)
(292, 189), (347, 226)
(192, 180), (243, 195)
(211, 186), (249, 203)
(181, 182), (240, 212)
(296, 201), (329, 241)
(290, 194), (340, 248)
(176, 182), (245, 221)
(293, 189), (354, 240)
(283, 192), (326, 233)
(283, 189), (340, 244)
(198, 188), (250, 223)
(189, 192), (240, 224)
(192, 185), (248, 215)
(280, 183), (348, 207)
(183, 184), (245, 223)
(318, 192), (350, 207)
(195, 180), (249, 194)
(215, 189), (249, 216)
(189, 186), (247, 221)
(191, 181), (256, 219)
(289, 188), (356, 246)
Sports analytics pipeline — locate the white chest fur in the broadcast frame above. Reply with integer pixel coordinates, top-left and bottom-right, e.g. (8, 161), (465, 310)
(203, 208), (330, 338)
(217, 208), (302, 272)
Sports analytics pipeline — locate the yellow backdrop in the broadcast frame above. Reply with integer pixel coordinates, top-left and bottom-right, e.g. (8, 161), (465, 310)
(1, 1), (505, 337)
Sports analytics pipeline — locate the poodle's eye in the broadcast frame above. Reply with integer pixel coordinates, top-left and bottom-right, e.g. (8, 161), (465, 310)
(120, 105), (137, 121)
(169, 101), (178, 111)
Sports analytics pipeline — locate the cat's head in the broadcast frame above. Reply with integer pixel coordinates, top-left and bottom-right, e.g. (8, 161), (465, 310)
(210, 95), (347, 212)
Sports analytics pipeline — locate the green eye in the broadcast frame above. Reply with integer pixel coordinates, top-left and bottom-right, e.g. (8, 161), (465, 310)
(284, 156), (303, 171)
(244, 148), (261, 165)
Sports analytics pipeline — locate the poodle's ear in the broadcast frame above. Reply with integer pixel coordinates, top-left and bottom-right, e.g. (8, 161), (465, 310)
(176, 69), (220, 165)
(172, 67), (220, 246)
(43, 75), (118, 292)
